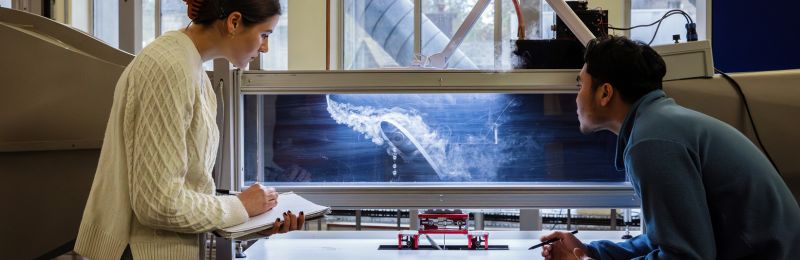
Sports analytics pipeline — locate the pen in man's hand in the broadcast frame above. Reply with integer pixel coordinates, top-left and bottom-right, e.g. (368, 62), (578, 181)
(529, 230), (579, 250)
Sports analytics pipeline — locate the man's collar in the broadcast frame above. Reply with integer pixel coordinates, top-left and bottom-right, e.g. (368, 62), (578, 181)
(614, 89), (667, 170)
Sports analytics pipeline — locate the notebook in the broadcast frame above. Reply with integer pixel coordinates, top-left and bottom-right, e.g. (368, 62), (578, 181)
(215, 192), (330, 239)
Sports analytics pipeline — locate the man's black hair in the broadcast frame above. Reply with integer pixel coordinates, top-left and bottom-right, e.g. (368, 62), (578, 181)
(584, 36), (667, 104)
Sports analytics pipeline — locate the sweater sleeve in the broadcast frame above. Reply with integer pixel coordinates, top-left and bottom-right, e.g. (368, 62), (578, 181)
(123, 54), (249, 234)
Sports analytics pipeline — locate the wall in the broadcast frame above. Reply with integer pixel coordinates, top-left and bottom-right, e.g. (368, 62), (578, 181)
(288, 0), (328, 70)
(0, 151), (99, 259)
(0, 8), (131, 258)
(712, 0), (800, 72)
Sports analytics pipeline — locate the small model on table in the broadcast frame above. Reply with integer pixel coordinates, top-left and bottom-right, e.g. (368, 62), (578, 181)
(398, 209), (489, 250)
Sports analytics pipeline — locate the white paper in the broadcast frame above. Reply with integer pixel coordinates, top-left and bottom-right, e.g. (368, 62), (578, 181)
(218, 192), (330, 236)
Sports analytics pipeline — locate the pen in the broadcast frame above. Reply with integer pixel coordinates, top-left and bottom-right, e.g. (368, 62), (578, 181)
(216, 189), (240, 195)
(529, 230), (579, 250)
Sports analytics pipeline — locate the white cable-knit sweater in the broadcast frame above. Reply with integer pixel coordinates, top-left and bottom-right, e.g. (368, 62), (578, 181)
(75, 31), (249, 259)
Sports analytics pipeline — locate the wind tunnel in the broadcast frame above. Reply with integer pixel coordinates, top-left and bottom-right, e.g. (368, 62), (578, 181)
(0, 7), (133, 259)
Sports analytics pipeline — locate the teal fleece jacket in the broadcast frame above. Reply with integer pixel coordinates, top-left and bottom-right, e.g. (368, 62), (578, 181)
(586, 90), (800, 260)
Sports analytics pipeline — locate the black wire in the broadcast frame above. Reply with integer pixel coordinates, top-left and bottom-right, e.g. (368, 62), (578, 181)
(609, 10), (692, 31)
(646, 13), (676, 45)
(646, 10), (690, 45)
(714, 68), (781, 174)
(607, 9), (693, 45)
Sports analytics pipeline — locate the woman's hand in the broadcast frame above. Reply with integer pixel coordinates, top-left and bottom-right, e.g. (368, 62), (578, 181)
(237, 183), (278, 217)
(541, 231), (592, 260)
(258, 211), (305, 236)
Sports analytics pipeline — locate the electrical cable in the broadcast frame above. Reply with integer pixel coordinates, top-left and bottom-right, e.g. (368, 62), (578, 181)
(608, 9), (695, 45)
(714, 68), (781, 175)
(647, 10), (693, 45)
(646, 15), (669, 45)
(608, 10), (690, 31)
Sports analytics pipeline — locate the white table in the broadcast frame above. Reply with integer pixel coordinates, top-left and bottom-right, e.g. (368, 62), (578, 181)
(243, 230), (640, 259)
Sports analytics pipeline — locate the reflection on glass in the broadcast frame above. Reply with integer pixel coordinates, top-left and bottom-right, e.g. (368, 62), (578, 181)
(142, 0), (156, 47)
(161, 0), (190, 33)
(93, 0), (119, 48)
(244, 93), (621, 184)
(344, 0), (409, 69)
(344, 0), (482, 69)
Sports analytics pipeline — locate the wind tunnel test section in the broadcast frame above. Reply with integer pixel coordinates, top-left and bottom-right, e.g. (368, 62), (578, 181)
(243, 93), (621, 185)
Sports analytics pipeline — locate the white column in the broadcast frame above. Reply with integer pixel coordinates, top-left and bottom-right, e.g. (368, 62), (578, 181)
(288, 0), (327, 70)
(520, 209), (542, 231)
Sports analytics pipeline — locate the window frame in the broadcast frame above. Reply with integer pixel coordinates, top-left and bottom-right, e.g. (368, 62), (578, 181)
(232, 70), (640, 209)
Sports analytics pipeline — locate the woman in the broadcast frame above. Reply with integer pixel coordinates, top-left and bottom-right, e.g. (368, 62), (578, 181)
(74, 0), (301, 258)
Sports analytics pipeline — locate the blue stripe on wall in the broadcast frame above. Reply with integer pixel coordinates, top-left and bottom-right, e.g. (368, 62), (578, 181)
(712, 0), (800, 72)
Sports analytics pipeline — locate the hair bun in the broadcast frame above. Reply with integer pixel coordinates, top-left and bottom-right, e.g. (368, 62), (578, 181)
(183, 0), (204, 20)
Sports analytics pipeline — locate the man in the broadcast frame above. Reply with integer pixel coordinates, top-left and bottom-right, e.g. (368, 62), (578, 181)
(541, 36), (800, 260)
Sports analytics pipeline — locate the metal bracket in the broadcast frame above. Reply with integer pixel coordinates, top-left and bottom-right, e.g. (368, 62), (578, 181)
(426, 0), (492, 69)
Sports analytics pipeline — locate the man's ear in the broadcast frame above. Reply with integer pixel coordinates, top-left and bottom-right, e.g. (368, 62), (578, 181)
(598, 83), (614, 106)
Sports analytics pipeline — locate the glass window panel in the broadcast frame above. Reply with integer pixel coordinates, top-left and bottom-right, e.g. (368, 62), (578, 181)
(0, 0), (10, 8)
(93, 0), (119, 48)
(260, 0), (288, 70)
(243, 93), (621, 185)
(344, 0), (414, 69)
(161, 0), (191, 33)
(161, 0), (212, 70)
(630, 0), (700, 45)
(142, 0), (156, 47)
(539, 2), (555, 39)
(343, 0), (562, 70)
(69, 0), (91, 33)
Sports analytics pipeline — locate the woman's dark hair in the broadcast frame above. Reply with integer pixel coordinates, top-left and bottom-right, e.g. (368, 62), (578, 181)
(584, 36), (667, 104)
(186, 0), (282, 27)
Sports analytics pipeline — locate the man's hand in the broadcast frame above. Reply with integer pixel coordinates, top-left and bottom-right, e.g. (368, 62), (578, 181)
(541, 231), (592, 260)
(237, 184), (278, 217)
(258, 211), (305, 236)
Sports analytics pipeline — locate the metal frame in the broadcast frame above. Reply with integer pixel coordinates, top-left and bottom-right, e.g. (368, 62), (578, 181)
(413, 0), (421, 57)
(12, 0), (42, 14)
(702, 0), (711, 41)
(233, 70), (640, 209)
(493, 0), (502, 69)
(623, 0), (631, 38)
(241, 69), (581, 93)
(119, 0), (142, 53)
(213, 60), (240, 192)
(269, 184), (640, 209)
(154, 0), (161, 37)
